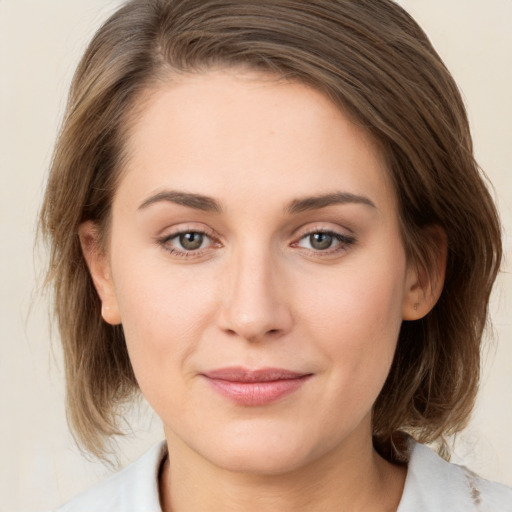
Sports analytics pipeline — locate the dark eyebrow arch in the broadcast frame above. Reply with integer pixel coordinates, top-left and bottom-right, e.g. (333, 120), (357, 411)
(286, 192), (376, 215)
(138, 190), (222, 213)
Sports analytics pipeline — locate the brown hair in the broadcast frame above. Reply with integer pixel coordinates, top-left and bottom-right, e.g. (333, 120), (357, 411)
(40, 0), (502, 461)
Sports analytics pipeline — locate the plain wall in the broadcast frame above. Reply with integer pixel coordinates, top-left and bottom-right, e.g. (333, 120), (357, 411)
(1, 1), (511, 510)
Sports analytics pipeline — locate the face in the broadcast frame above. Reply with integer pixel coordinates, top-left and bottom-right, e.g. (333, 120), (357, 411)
(85, 69), (423, 475)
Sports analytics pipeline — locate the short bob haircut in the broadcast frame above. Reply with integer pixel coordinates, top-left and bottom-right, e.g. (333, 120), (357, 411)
(40, 0), (502, 462)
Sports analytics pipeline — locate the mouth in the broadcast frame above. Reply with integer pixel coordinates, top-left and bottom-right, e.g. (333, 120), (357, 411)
(201, 367), (313, 406)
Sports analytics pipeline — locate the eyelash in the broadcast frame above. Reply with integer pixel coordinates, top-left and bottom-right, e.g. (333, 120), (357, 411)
(292, 229), (356, 256)
(157, 228), (356, 259)
(157, 228), (219, 259)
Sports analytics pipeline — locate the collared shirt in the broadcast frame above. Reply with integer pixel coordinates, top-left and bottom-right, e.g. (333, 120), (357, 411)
(55, 440), (512, 511)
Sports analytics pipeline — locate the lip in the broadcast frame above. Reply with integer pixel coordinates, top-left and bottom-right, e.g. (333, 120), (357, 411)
(202, 367), (313, 406)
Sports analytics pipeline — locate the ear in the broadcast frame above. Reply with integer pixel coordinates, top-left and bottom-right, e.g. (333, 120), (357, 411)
(78, 221), (122, 325)
(402, 225), (447, 321)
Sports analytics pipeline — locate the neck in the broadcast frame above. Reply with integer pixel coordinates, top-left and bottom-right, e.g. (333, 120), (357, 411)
(159, 428), (406, 512)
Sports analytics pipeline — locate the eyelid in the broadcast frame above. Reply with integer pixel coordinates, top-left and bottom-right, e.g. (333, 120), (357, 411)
(292, 222), (355, 240)
(156, 221), (217, 238)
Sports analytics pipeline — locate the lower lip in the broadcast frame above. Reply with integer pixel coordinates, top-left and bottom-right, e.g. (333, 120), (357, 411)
(204, 375), (311, 406)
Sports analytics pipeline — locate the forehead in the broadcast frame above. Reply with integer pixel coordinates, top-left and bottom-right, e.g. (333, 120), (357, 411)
(116, 69), (396, 214)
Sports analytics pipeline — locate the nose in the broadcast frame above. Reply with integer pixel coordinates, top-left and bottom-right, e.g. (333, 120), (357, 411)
(217, 245), (293, 343)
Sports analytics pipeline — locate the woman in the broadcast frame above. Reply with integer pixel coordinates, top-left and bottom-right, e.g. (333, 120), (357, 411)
(40, 0), (512, 510)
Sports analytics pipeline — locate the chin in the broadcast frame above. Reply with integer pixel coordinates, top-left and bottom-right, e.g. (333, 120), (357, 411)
(188, 423), (334, 476)
(210, 443), (313, 476)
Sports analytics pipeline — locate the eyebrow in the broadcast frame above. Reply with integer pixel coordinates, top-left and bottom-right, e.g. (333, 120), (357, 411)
(286, 192), (376, 214)
(138, 189), (376, 214)
(138, 190), (222, 212)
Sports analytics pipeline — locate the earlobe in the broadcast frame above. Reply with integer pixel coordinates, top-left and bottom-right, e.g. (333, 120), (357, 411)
(402, 225), (447, 321)
(78, 221), (122, 325)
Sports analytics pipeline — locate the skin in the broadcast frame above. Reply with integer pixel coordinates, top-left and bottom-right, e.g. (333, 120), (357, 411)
(81, 69), (444, 511)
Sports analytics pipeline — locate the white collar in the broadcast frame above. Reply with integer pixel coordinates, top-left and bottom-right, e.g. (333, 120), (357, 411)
(57, 441), (166, 512)
(398, 440), (512, 511)
(57, 439), (512, 511)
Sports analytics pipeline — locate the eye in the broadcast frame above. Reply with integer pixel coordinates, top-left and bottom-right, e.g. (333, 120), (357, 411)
(176, 232), (206, 251)
(295, 230), (356, 253)
(305, 232), (335, 250)
(159, 229), (218, 257)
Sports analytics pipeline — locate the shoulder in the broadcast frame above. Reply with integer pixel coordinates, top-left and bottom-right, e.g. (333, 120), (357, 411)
(398, 441), (512, 512)
(54, 441), (167, 512)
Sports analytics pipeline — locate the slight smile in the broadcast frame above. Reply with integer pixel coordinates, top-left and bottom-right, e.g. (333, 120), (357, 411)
(202, 367), (314, 406)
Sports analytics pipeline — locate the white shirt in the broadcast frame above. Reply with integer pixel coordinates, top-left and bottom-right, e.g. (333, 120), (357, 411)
(55, 440), (512, 511)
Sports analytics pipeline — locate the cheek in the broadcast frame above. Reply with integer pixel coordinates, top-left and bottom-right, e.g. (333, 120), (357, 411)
(294, 244), (407, 387)
(109, 247), (218, 389)
(298, 257), (405, 344)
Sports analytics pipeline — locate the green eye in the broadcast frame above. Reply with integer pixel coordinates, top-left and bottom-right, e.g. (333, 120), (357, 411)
(309, 232), (334, 250)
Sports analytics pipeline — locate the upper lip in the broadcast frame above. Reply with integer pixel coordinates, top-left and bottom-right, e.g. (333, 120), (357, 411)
(203, 367), (311, 382)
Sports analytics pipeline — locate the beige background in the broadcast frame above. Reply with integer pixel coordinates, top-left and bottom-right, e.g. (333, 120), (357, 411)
(1, 1), (511, 511)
